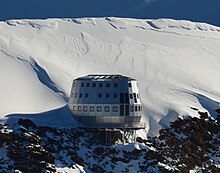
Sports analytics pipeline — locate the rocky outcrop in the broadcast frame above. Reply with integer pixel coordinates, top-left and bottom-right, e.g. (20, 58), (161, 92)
(1, 113), (220, 172)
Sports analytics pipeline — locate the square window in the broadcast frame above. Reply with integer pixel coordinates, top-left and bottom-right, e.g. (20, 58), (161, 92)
(106, 93), (109, 98)
(97, 106), (102, 112)
(90, 106), (94, 112)
(81, 83), (84, 87)
(113, 106), (118, 112)
(86, 83), (90, 87)
(129, 94), (133, 99)
(130, 106), (134, 112)
(78, 106), (81, 111)
(98, 94), (102, 98)
(99, 83), (103, 87)
(106, 83), (110, 87)
(85, 93), (88, 98)
(114, 94), (118, 98)
(92, 83), (96, 87)
(83, 106), (87, 112)
(73, 106), (76, 111)
(79, 93), (82, 98)
(104, 106), (110, 112)
(114, 83), (118, 87)
(128, 83), (132, 87)
(137, 94), (139, 98)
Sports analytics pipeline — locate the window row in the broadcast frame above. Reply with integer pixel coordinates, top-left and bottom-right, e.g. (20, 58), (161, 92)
(72, 92), (139, 101)
(73, 105), (118, 112)
(73, 82), (119, 88)
(72, 105), (142, 113)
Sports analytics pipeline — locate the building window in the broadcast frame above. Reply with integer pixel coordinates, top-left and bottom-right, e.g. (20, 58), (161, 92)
(86, 83), (90, 87)
(113, 106), (118, 112)
(83, 106), (88, 112)
(90, 106), (94, 112)
(92, 83), (96, 87)
(106, 93), (109, 98)
(125, 105), (129, 116)
(129, 94), (133, 99)
(97, 106), (102, 112)
(133, 93), (137, 103)
(120, 93), (129, 104)
(128, 83), (132, 87)
(79, 93), (82, 98)
(81, 83), (84, 87)
(75, 93), (78, 98)
(137, 94), (139, 99)
(98, 94), (102, 98)
(104, 106), (110, 112)
(125, 93), (129, 103)
(106, 83), (110, 87)
(85, 93), (88, 98)
(135, 106), (138, 112)
(114, 83), (118, 87)
(139, 106), (141, 111)
(130, 106), (134, 112)
(71, 93), (74, 97)
(78, 106), (82, 112)
(73, 106), (76, 111)
(99, 83), (103, 87)
(114, 94), (118, 98)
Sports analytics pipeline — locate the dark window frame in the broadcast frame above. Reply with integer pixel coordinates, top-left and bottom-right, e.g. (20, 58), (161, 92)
(90, 106), (94, 112)
(78, 106), (82, 112)
(83, 106), (88, 112)
(104, 106), (110, 112)
(97, 106), (102, 112)
(113, 106), (118, 112)
(73, 106), (76, 111)
(135, 106), (138, 112)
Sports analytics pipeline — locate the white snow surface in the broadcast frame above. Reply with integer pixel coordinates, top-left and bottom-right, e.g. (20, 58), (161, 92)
(0, 18), (220, 136)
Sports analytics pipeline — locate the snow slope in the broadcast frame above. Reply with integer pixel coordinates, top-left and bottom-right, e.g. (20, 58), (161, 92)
(0, 18), (220, 136)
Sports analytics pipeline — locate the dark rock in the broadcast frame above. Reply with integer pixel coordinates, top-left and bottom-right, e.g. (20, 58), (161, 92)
(18, 119), (37, 129)
(198, 111), (209, 119)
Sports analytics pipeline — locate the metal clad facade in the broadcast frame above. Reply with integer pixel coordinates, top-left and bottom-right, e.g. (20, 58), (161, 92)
(68, 74), (144, 128)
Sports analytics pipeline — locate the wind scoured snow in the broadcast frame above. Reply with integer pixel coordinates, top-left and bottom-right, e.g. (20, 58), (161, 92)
(0, 18), (220, 136)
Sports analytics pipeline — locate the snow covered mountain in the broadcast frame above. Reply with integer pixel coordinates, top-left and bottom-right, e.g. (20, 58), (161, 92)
(0, 0), (220, 27)
(0, 18), (220, 137)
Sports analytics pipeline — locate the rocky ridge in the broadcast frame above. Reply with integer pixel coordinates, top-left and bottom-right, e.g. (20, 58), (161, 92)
(0, 109), (220, 172)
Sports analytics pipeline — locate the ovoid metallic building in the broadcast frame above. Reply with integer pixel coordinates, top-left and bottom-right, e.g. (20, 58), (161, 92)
(68, 74), (145, 143)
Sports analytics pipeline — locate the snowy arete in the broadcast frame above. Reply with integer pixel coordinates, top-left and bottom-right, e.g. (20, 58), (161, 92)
(68, 74), (145, 129)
